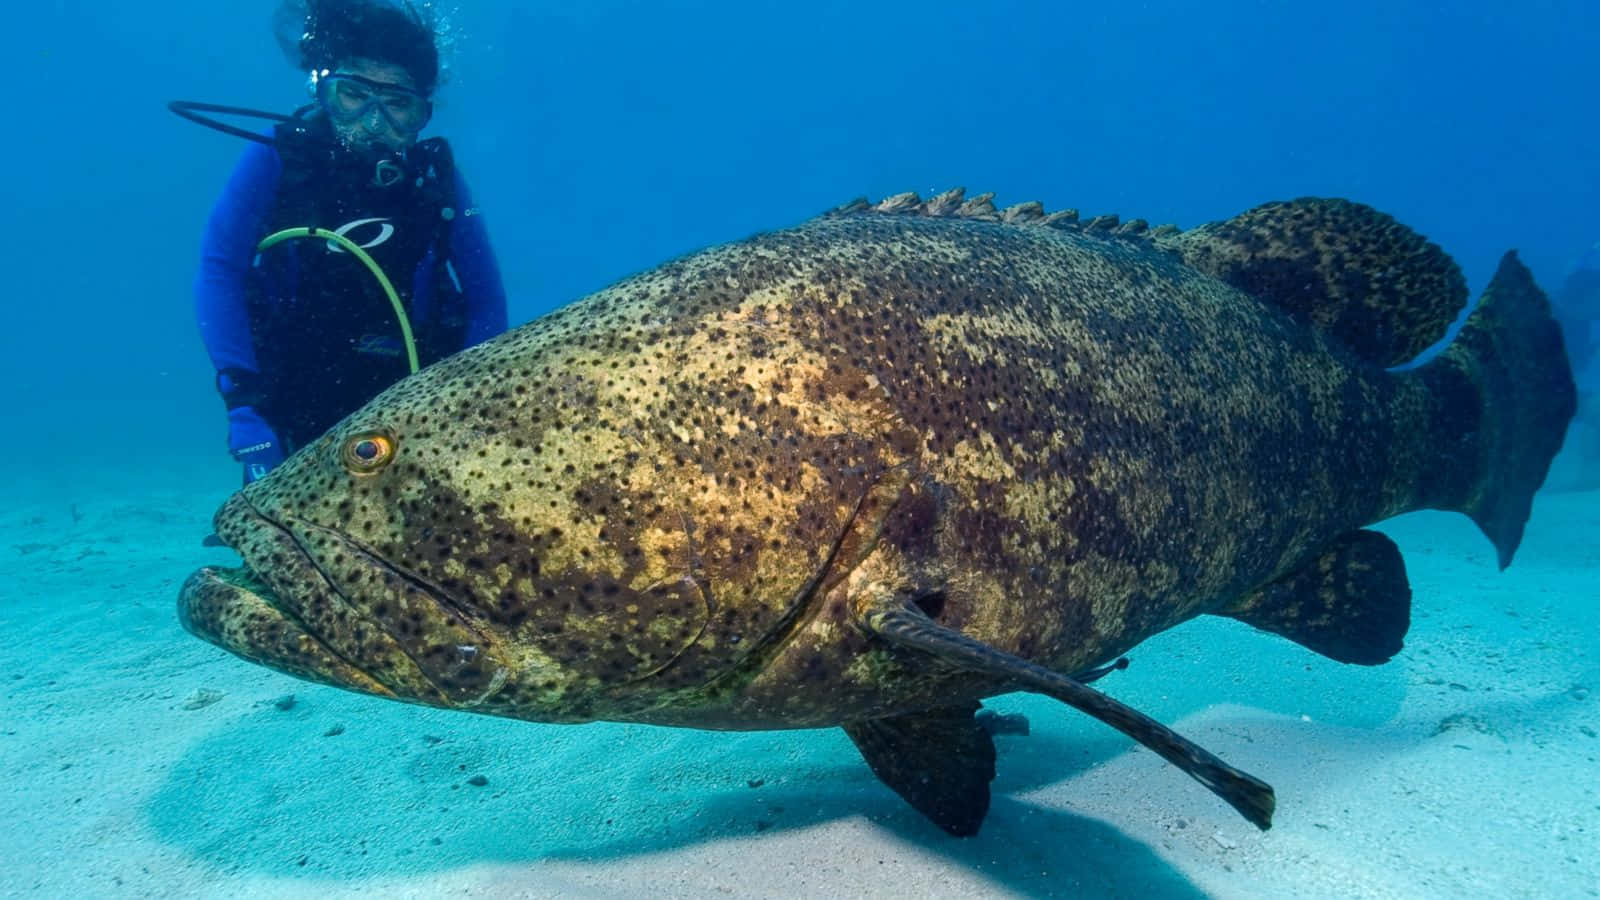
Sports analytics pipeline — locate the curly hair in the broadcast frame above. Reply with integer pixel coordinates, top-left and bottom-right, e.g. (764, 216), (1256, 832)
(292, 0), (440, 95)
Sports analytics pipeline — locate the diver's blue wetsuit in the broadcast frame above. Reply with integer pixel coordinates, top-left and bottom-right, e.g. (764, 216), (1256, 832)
(1554, 247), (1600, 398)
(195, 126), (508, 478)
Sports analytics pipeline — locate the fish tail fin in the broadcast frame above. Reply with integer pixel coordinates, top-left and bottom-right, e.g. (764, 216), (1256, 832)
(1415, 251), (1575, 568)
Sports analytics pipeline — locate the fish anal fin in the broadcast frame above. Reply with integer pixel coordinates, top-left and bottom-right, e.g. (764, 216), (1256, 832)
(1226, 529), (1411, 666)
(842, 701), (996, 837)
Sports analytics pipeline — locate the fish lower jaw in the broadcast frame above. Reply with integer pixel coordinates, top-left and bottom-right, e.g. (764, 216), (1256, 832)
(177, 565), (397, 699)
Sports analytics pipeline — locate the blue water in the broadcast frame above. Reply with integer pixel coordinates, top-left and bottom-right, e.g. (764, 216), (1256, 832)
(6, 0), (1597, 476)
(4, 2), (1598, 896)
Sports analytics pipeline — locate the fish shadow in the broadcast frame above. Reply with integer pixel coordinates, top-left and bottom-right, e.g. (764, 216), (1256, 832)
(575, 729), (1214, 898)
(146, 677), (1208, 893)
(144, 620), (1411, 889)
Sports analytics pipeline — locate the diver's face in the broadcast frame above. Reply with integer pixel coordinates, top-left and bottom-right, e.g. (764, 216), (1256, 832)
(323, 58), (426, 154)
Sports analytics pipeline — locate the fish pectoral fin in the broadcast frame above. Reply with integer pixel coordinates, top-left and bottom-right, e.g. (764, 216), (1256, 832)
(862, 604), (1275, 830)
(842, 701), (996, 837)
(1223, 529), (1411, 666)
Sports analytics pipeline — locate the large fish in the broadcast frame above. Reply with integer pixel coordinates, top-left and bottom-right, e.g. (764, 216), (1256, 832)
(180, 190), (1574, 836)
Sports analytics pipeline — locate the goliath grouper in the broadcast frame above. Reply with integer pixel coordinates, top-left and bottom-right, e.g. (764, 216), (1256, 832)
(180, 190), (1575, 836)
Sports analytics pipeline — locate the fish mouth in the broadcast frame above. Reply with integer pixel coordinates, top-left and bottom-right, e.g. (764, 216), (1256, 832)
(178, 493), (453, 703)
(178, 562), (397, 698)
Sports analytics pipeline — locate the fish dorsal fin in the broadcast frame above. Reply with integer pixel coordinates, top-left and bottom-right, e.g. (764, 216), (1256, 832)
(1155, 198), (1467, 367)
(862, 603), (1275, 830)
(827, 188), (1167, 243)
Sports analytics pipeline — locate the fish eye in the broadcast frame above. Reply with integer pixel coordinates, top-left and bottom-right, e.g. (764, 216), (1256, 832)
(341, 431), (396, 474)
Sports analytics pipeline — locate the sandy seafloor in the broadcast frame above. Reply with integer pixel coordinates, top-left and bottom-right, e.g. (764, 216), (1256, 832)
(3, 434), (1597, 900)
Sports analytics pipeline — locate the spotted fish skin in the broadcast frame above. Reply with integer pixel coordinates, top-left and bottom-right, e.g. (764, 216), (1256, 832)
(180, 192), (1573, 736)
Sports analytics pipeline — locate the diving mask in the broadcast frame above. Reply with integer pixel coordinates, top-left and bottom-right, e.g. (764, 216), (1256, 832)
(314, 71), (432, 136)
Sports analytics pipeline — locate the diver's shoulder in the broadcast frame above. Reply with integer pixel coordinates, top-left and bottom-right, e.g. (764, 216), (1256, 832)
(232, 136), (285, 172)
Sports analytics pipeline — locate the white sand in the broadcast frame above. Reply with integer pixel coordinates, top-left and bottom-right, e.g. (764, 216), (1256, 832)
(2, 460), (1596, 899)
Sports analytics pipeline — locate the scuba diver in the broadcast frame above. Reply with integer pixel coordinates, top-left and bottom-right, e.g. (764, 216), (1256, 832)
(1554, 243), (1600, 385)
(183, 0), (507, 484)
(1536, 241), (1600, 490)
(1547, 243), (1600, 491)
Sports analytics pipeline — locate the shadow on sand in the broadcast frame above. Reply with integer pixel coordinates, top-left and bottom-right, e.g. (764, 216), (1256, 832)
(145, 618), (1420, 894)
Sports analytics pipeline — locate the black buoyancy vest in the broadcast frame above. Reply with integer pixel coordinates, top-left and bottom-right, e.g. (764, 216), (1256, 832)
(247, 116), (468, 447)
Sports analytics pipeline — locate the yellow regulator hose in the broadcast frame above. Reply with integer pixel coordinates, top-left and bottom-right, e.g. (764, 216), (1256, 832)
(256, 227), (420, 374)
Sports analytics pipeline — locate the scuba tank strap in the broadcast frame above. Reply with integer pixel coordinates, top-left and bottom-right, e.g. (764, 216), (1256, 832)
(407, 136), (470, 363)
(268, 111), (341, 231)
(410, 136), (460, 253)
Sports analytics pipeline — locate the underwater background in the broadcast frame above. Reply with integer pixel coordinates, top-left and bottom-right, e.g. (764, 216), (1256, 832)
(3, 1), (1597, 897)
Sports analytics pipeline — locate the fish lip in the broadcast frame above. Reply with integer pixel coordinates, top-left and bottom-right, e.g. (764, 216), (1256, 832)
(212, 497), (304, 616)
(177, 564), (397, 697)
(208, 492), (462, 702)
(206, 494), (372, 673)
(241, 505), (507, 705)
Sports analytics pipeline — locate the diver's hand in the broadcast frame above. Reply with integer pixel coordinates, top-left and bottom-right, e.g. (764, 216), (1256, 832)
(238, 443), (286, 485)
(228, 406), (285, 485)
